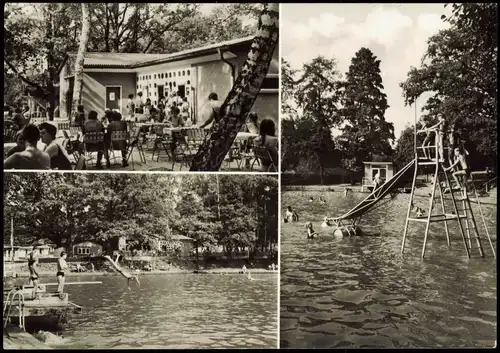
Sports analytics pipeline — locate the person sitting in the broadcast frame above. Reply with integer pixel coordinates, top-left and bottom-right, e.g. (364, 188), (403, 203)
(244, 112), (260, 134)
(4, 124), (50, 170)
(199, 93), (221, 129)
(444, 147), (470, 196)
(101, 109), (113, 127)
(39, 122), (73, 170)
(171, 106), (184, 128)
(107, 111), (129, 168)
(83, 110), (110, 169)
(253, 118), (278, 172)
(5, 129), (26, 158)
(74, 105), (86, 131)
(12, 107), (27, 131)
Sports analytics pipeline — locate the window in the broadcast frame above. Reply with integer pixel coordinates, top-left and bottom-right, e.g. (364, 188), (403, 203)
(154, 74), (156, 79)
(182, 70), (185, 76)
(149, 75), (151, 79)
(187, 70), (190, 75)
(173, 72), (176, 77)
(161, 73), (164, 79)
(169, 73), (172, 78)
(154, 83), (157, 88)
(187, 80), (190, 85)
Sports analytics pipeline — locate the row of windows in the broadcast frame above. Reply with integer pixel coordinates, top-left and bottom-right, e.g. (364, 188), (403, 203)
(135, 77), (277, 93)
(76, 247), (91, 254)
(138, 70), (191, 81)
(136, 81), (191, 89)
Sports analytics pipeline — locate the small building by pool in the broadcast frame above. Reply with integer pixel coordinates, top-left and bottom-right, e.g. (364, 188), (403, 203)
(362, 159), (394, 192)
(57, 36), (278, 127)
(72, 241), (103, 257)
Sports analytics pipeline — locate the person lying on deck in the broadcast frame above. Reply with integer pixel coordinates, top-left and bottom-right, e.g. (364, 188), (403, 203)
(104, 255), (140, 290)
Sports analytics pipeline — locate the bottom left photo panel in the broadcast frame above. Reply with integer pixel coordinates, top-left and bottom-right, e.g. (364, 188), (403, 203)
(3, 172), (278, 349)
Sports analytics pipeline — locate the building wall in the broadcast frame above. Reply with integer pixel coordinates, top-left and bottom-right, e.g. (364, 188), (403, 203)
(194, 44), (279, 127)
(81, 72), (136, 118)
(73, 242), (103, 257)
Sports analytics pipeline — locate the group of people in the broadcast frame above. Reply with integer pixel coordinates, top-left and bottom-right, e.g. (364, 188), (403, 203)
(4, 103), (31, 133)
(26, 247), (68, 299)
(419, 114), (471, 194)
(126, 91), (191, 127)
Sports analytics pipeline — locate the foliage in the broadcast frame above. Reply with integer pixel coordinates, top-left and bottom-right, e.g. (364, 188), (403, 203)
(400, 3), (497, 170)
(338, 47), (394, 172)
(4, 174), (278, 258)
(3, 3), (259, 117)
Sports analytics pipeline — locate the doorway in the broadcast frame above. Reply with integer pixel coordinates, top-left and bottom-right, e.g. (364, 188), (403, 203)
(105, 86), (122, 113)
(177, 85), (186, 98)
(158, 85), (164, 100)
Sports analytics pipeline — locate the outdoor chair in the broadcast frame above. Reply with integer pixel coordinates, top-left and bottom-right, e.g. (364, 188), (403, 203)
(126, 126), (147, 170)
(109, 130), (130, 167)
(63, 130), (81, 162)
(251, 145), (277, 172)
(82, 131), (107, 168)
(74, 154), (86, 170)
(152, 133), (175, 170)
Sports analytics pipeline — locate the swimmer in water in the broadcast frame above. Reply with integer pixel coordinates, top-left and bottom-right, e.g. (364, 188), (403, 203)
(321, 216), (331, 228)
(104, 255), (140, 290)
(305, 222), (315, 239)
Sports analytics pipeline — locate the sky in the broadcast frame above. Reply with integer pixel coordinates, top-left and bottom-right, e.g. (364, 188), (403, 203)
(281, 3), (453, 140)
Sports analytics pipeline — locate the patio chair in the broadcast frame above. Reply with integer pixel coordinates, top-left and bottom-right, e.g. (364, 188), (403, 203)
(74, 155), (86, 170)
(82, 131), (107, 168)
(63, 130), (81, 163)
(126, 126), (147, 170)
(109, 130), (130, 167)
(152, 133), (175, 170)
(251, 146), (277, 172)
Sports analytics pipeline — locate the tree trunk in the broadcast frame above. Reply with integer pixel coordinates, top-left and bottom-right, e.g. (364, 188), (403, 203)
(189, 3), (279, 171)
(71, 3), (91, 118)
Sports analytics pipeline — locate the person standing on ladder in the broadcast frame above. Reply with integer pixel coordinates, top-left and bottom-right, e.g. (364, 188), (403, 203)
(436, 114), (449, 164)
(444, 147), (470, 197)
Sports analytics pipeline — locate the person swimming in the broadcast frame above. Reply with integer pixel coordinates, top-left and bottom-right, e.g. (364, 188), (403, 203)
(104, 255), (140, 290)
(321, 217), (331, 228)
(305, 222), (315, 239)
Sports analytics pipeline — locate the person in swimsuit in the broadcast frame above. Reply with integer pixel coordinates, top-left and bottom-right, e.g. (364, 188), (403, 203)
(4, 124), (50, 170)
(28, 246), (41, 298)
(444, 147), (470, 196)
(56, 251), (68, 297)
(104, 254), (140, 290)
(305, 222), (315, 239)
(39, 122), (72, 170)
(199, 93), (221, 129)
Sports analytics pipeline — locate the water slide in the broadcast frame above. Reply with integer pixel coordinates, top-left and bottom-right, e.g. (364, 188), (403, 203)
(329, 159), (416, 222)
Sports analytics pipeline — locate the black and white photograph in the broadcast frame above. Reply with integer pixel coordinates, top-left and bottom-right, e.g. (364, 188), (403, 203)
(280, 3), (496, 349)
(4, 3), (279, 172)
(3, 172), (278, 348)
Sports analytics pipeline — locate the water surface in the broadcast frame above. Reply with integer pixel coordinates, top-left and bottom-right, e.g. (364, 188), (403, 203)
(55, 273), (277, 349)
(281, 190), (497, 348)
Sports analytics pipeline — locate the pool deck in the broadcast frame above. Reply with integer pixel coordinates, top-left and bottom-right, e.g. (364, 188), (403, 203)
(10, 269), (278, 277)
(3, 324), (51, 349)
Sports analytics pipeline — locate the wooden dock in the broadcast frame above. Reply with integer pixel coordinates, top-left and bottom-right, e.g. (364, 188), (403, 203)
(3, 324), (51, 349)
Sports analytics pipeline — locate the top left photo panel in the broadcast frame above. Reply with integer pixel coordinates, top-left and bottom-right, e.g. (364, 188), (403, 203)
(4, 3), (279, 172)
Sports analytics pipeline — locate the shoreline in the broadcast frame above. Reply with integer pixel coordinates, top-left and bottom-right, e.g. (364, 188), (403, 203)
(8, 269), (278, 277)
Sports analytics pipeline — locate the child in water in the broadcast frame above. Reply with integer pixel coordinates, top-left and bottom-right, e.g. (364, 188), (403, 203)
(305, 222), (315, 239)
(104, 255), (140, 290)
(321, 217), (331, 228)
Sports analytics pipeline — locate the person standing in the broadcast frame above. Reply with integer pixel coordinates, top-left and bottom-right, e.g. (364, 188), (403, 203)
(199, 93), (221, 129)
(126, 94), (135, 121)
(134, 92), (145, 122)
(56, 252), (68, 297)
(28, 246), (40, 298)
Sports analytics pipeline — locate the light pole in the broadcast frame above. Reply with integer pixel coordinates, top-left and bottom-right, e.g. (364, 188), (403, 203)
(262, 185), (271, 252)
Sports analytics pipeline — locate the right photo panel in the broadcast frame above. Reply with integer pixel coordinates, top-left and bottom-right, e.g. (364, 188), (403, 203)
(280, 3), (497, 349)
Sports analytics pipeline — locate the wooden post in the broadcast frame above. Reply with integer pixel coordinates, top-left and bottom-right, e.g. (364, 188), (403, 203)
(11, 215), (14, 262)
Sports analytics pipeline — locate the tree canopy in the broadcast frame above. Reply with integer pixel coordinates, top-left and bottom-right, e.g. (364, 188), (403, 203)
(3, 173), (278, 256)
(400, 3), (497, 170)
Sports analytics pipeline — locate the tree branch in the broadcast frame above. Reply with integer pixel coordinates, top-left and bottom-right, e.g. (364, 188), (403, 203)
(4, 58), (47, 96)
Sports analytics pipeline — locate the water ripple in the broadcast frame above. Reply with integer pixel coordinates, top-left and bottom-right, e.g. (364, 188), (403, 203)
(281, 191), (497, 348)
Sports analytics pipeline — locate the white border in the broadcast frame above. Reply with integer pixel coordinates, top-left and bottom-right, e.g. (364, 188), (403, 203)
(276, 2), (282, 349)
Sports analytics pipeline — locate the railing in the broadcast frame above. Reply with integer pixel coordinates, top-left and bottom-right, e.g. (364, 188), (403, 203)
(3, 289), (25, 330)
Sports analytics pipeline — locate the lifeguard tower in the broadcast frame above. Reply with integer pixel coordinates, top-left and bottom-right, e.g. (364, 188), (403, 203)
(400, 113), (496, 259)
